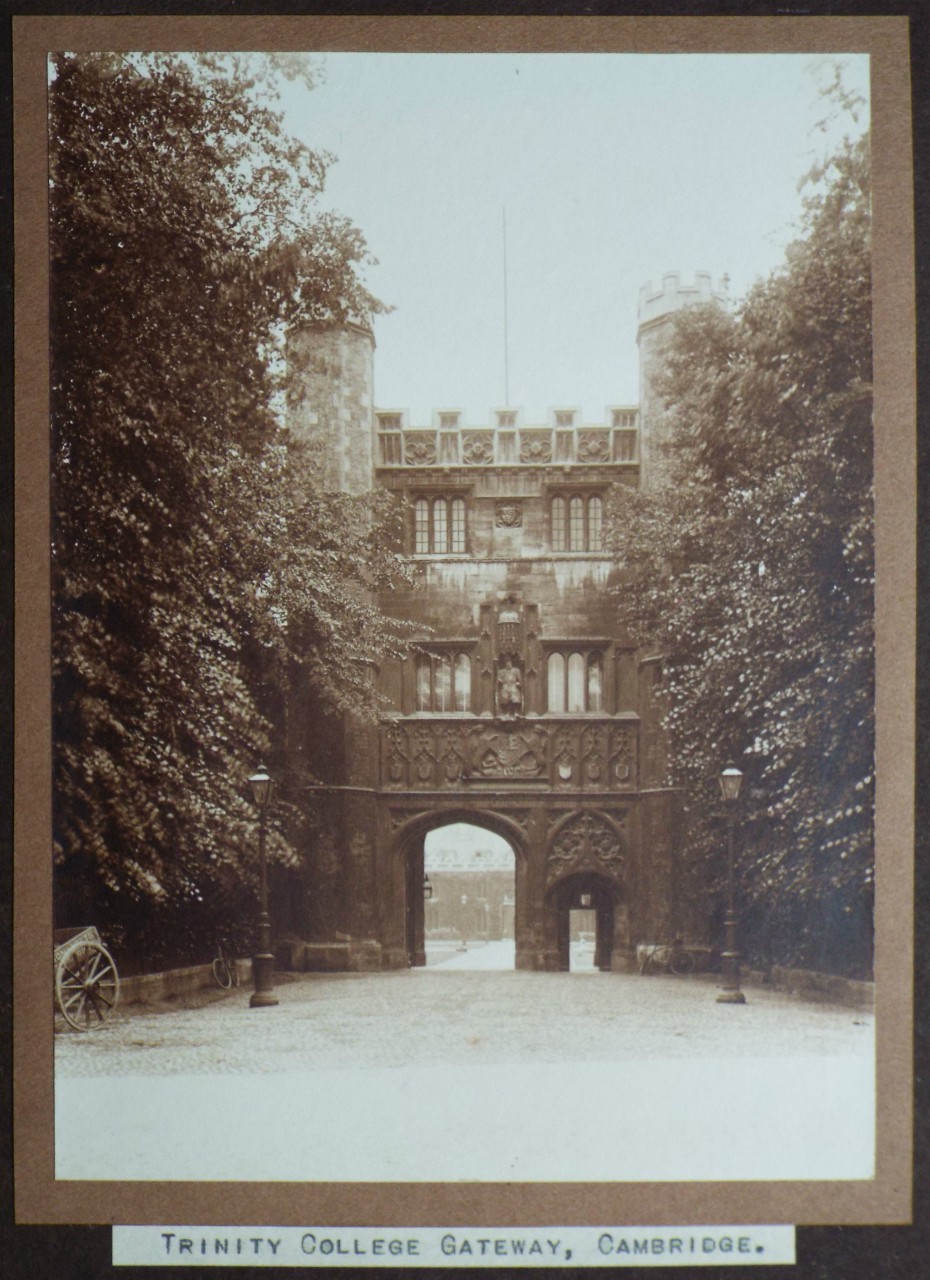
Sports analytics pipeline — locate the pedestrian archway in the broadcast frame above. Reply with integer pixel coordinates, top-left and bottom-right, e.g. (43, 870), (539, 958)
(547, 872), (620, 972)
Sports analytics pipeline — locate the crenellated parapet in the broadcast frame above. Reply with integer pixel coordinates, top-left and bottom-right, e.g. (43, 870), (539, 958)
(637, 270), (729, 335)
(374, 405), (639, 469)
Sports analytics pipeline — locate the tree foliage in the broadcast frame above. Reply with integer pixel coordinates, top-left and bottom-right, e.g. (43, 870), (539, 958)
(607, 127), (873, 976)
(50, 53), (408, 966)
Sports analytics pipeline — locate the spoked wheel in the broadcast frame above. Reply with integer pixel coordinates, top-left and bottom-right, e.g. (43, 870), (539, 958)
(55, 939), (120, 1031)
(212, 950), (233, 989)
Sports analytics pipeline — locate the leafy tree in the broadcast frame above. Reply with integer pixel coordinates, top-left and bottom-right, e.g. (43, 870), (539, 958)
(50, 53), (407, 966)
(607, 126), (873, 976)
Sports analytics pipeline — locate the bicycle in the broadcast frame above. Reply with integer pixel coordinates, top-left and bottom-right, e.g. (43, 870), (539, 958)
(212, 941), (240, 989)
(637, 938), (695, 976)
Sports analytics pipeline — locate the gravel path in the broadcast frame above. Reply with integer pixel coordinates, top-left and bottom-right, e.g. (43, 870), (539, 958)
(55, 947), (871, 1078)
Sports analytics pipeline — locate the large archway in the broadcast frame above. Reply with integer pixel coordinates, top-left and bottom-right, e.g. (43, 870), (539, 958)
(423, 823), (516, 968)
(393, 809), (526, 970)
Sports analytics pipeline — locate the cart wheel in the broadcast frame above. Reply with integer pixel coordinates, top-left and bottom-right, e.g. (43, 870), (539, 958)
(55, 939), (120, 1031)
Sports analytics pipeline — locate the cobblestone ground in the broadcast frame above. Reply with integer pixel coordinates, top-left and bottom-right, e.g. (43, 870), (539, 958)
(56, 941), (872, 1077)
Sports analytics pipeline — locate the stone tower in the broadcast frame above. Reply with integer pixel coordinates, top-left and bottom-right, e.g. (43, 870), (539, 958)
(286, 321), (376, 494)
(637, 271), (729, 490)
(283, 320), (384, 965)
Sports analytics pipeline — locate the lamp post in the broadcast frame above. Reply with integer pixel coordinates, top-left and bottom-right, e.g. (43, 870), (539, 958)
(248, 764), (279, 1008)
(716, 766), (746, 1005)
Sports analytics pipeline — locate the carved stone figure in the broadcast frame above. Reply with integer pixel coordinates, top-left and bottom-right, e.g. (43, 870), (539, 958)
(495, 501), (522, 528)
(496, 659), (523, 714)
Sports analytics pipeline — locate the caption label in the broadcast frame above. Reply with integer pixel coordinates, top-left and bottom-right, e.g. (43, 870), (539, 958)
(113, 1225), (796, 1267)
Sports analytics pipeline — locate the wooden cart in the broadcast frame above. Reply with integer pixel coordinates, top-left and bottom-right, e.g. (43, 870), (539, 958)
(54, 926), (120, 1031)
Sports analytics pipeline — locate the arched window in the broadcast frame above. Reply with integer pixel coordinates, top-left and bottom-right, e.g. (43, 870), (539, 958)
(412, 496), (468, 554)
(551, 497), (566, 551)
(432, 498), (448, 554)
(415, 651), (472, 711)
(588, 496), (603, 551)
(547, 648), (607, 712)
(414, 499), (430, 554)
(569, 496), (585, 550)
(567, 652), (586, 711)
(587, 653), (604, 711)
(550, 493), (605, 552)
(454, 653), (471, 711)
(451, 499), (466, 554)
(415, 653), (432, 711)
(547, 653), (566, 712)
(434, 654), (452, 710)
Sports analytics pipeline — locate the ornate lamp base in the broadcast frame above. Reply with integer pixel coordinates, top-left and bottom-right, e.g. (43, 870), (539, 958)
(250, 952), (279, 1008)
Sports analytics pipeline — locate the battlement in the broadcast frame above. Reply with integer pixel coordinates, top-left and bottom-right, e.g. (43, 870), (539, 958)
(637, 271), (729, 332)
(374, 406), (640, 469)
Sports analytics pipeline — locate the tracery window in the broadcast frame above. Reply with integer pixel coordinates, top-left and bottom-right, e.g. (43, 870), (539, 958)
(415, 651), (472, 711)
(550, 494), (604, 552)
(413, 496), (467, 554)
(546, 650), (604, 713)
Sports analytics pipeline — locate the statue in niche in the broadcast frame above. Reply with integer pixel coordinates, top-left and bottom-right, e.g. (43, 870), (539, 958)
(496, 659), (523, 715)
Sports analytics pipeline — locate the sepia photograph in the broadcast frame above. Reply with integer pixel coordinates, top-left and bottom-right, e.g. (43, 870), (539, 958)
(12, 12), (915, 1240)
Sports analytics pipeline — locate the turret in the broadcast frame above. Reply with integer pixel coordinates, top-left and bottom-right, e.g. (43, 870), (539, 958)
(637, 271), (729, 490)
(286, 321), (376, 496)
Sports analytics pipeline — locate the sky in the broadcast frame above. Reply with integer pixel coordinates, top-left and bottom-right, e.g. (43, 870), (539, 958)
(279, 53), (869, 426)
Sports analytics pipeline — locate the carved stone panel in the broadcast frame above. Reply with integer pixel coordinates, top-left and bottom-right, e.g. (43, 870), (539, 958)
(381, 718), (638, 793)
(467, 725), (548, 780)
(384, 720), (409, 789)
(553, 726), (576, 786)
(609, 726), (636, 787)
(495, 809), (531, 836)
(546, 811), (626, 886)
(580, 724), (609, 788)
(437, 724), (467, 783)
(404, 432), (437, 465)
(576, 430), (611, 463)
(461, 432), (495, 465)
(495, 597), (523, 659)
(411, 724), (438, 786)
(519, 431), (553, 464)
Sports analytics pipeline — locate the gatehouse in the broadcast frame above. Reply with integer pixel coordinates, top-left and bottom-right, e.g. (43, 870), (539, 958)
(274, 273), (728, 972)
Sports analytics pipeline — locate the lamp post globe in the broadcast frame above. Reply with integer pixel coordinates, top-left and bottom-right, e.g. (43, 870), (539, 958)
(716, 765), (746, 1005)
(248, 764), (279, 1008)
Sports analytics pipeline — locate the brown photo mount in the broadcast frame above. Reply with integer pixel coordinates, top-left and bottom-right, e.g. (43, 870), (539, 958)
(13, 11), (915, 1239)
